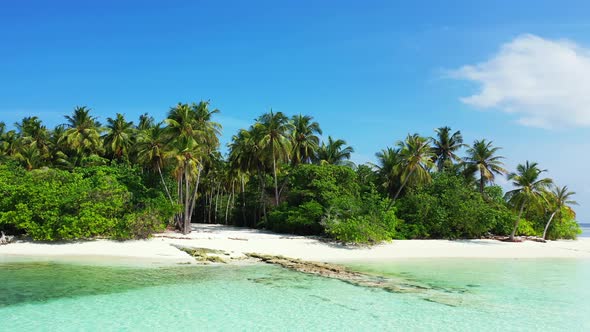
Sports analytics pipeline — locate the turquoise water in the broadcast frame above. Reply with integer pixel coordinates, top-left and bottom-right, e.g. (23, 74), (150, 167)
(1, 258), (589, 331)
(580, 223), (590, 237)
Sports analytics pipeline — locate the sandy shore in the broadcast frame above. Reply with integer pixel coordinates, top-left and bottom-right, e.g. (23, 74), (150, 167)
(1, 223), (589, 264)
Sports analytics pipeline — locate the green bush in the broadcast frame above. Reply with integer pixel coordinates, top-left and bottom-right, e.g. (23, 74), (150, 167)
(396, 172), (514, 239)
(545, 209), (582, 240)
(0, 164), (174, 240)
(267, 164), (360, 235)
(323, 192), (398, 244)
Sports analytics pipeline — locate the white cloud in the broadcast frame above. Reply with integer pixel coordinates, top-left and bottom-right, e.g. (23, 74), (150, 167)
(450, 34), (590, 128)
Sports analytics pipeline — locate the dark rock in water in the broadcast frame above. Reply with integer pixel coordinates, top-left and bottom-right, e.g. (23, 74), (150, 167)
(245, 253), (466, 307)
(174, 246), (228, 264)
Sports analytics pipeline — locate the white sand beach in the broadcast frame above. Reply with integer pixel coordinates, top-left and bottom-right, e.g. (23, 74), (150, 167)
(1, 224), (589, 264)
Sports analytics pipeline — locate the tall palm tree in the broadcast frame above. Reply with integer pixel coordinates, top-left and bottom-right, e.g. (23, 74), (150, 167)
(505, 161), (553, 241)
(255, 110), (292, 206)
(136, 123), (174, 203)
(464, 139), (507, 194)
(103, 113), (134, 161)
(15, 117), (51, 162)
(290, 114), (322, 165)
(192, 101), (222, 150)
(228, 128), (264, 225)
(432, 126), (464, 171)
(165, 101), (222, 233)
(316, 136), (354, 167)
(137, 113), (155, 131)
(170, 137), (204, 234)
(374, 147), (402, 199)
(542, 185), (577, 240)
(62, 106), (103, 162)
(391, 134), (435, 202)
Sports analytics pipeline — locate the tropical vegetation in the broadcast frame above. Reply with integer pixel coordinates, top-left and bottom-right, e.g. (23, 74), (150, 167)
(0, 104), (581, 242)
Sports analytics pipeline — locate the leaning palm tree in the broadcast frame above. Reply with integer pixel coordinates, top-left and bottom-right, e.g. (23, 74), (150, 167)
(135, 123), (174, 203)
(505, 161), (553, 241)
(391, 134), (435, 202)
(290, 114), (322, 165)
(374, 147), (402, 199)
(255, 110), (292, 206)
(464, 139), (507, 194)
(432, 126), (464, 171)
(542, 185), (577, 240)
(103, 113), (135, 161)
(316, 136), (354, 166)
(62, 106), (103, 163)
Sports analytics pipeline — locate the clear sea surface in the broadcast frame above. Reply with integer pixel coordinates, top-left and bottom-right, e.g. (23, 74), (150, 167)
(0, 257), (589, 331)
(580, 223), (590, 237)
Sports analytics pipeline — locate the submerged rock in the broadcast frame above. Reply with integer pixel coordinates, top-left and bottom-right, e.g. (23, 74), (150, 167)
(245, 253), (467, 307)
(174, 246), (229, 264)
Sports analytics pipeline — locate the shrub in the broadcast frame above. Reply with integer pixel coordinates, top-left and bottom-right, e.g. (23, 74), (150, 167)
(396, 172), (514, 239)
(0, 164), (174, 240)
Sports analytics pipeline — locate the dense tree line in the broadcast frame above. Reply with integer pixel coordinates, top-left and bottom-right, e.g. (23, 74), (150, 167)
(0, 103), (581, 242)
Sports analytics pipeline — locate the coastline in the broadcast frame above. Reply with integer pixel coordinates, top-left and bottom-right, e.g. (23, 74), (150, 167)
(1, 224), (589, 265)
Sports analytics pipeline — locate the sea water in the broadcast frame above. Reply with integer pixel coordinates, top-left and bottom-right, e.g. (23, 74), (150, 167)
(0, 257), (589, 331)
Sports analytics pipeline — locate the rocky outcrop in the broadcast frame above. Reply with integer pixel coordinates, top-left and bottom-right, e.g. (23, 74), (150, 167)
(245, 253), (467, 307)
(175, 246), (229, 264)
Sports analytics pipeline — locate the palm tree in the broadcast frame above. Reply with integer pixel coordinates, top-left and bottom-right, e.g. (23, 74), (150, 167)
(136, 123), (174, 203)
(192, 101), (222, 150)
(542, 185), (577, 240)
(14, 145), (43, 170)
(391, 134), (435, 203)
(255, 110), (292, 206)
(374, 147), (402, 199)
(15, 117), (51, 163)
(464, 139), (507, 194)
(290, 114), (322, 165)
(505, 161), (553, 241)
(432, 126), (464, 171)
(164, 101), (222, 233)
(137, 113), (155, 131)
(316, 136), (354, 166)
(103, 113), (134, 161)
(170, 137), (204, 234)
(228, 128), (264, 225)
(62, 106), (103, 162)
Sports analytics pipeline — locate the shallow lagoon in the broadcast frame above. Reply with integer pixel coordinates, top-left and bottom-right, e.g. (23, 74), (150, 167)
(1, 257), (589, 331)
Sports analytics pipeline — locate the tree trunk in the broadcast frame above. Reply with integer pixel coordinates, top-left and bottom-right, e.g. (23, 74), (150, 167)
(479, 171), (485, 194)
(214, 184), (221, 223)
(157, 165), (174, 204)
(509, 201), (526, 241)
(389, 167), (415, 208)
(225, 191), (232, 225)
(188, 167), (202, 225)
(241, 175), (247, 226)
(257, 167), (267, 227)
(183, 166), (190, 234)
(272, 148), (279, 206)
(542, 210), (558, 240)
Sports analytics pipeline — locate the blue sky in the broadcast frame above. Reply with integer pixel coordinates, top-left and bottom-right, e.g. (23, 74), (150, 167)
(1, 0), (589, 222)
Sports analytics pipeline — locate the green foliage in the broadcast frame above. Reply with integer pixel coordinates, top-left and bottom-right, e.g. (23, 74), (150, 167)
(267, 164), (359, 235)
(545, 209), (582, 240)
(396, 172), (515, 239)
(0, 164), (174, 240)
(267, 164), (399, 243)
(323, 191), (398, 244)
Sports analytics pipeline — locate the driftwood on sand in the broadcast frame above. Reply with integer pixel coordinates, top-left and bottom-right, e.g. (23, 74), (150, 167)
(0, 231), (14, 245)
